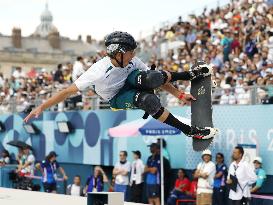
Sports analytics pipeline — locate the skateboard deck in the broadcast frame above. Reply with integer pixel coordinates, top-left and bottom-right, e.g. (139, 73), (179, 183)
(191, 75), (214, 151)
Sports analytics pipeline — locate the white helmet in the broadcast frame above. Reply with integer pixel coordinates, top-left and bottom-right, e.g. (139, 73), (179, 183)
(202, 149), (212, 156)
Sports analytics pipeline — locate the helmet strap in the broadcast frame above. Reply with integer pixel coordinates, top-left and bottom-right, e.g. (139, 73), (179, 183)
(113, 52), (124, 68)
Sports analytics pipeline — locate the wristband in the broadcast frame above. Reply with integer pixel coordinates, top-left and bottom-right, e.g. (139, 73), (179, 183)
(178, 92), (185, 100)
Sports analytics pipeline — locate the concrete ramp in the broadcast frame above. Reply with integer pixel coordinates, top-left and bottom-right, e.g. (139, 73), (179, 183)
(0, 188), (148, 205)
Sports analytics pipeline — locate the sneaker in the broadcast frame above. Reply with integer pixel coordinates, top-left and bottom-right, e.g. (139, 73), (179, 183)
(190, 61), (213, 80)
(187, 126), (218, 140)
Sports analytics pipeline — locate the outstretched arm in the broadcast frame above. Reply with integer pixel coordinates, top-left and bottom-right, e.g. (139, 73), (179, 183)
(24, 84), (79, 122)
(160, 83), (196, 105)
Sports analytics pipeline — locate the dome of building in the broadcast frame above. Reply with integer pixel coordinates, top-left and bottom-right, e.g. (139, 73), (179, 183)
(40, 3), (53, 22)
(33, 3), (58, 38)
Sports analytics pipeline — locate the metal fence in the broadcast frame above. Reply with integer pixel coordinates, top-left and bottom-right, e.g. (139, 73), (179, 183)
(0, 85), (272, 114)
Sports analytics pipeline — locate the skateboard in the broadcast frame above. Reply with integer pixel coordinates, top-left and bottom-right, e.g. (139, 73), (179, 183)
(191, 73), (215, 152)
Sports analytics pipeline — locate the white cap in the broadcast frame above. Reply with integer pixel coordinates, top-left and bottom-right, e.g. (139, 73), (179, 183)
(39, 90), (46, 95)
(233, 58), (240, 63)
(0, 92), (5, 97)
(202, 149), (212, 156)
(253, 156), (262, 164)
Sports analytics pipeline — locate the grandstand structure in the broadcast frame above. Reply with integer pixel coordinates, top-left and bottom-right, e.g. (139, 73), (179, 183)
(0, 0), (273, 205)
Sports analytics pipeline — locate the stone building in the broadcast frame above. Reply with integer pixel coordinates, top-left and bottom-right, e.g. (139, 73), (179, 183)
(0, 3), (102, 77)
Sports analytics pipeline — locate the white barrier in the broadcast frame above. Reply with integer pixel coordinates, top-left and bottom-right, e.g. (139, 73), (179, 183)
(0, 188), (148, 205)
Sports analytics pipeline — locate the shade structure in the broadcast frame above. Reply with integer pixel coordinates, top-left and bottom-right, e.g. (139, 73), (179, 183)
(7, 140), (33, 150)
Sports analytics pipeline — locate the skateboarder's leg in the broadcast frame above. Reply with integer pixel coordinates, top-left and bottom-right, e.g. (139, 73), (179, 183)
(126, 62), (213, 91)
(133, 91), (216, 139)
(164, 61), (213, 83)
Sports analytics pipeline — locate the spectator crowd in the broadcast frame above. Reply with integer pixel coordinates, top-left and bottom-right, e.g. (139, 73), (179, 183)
(0, 140), (267, 205)
(141, 0), (273, 106)
(0, 0), (273, 112)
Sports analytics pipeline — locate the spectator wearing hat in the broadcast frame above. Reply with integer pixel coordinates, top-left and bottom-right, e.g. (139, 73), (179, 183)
(113, 151), (131, 200)
(226, 146), (257, 205)
(41, 151), (68, 193)
(213, 153), (228, 205)
(251, 157), (266, 193)
(130, 150), (145, 203)
(194, 149), (216, 205)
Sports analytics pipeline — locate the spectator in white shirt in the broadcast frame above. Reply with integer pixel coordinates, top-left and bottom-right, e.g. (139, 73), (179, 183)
(72, 56), (86, 82)
(194, 149), (216, 205)
(226, 146), (257, 205)
(130, 150), (145, 203)
(220, 84), (236, 105)
(113, 151), (131, 201)
(17, 146), (35, 175)
(12, 67), (26, 79)
(67, 175), (84, 196)
(236, 83), (251, 105)
(71, 56), (86, 109)
(0, 150), (10, 166)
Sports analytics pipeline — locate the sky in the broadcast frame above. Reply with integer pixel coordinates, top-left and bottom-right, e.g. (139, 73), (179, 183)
(0, 0), (230, 40)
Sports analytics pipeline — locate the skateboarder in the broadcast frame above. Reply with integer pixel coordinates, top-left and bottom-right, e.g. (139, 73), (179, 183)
(24, 31), (218, 140)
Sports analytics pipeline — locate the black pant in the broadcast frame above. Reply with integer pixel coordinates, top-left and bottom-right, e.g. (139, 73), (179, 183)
(213, 187), (226, 205)
(229, 198), (250, 205)
(130, 181), (143, 203)
(43, 182), (57, 193)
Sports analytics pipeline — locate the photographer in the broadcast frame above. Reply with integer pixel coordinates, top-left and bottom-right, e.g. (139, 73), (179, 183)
(226, 146), (257, 205)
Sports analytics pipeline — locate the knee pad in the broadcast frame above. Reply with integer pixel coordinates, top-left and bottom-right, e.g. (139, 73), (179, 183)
(135, 70), (165, 90)
(134, 92), (161, 116)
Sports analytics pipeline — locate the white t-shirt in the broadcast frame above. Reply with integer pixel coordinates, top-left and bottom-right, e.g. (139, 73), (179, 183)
(12, 70), (26, 78)
(70, 184), (81, 196)
(197, 161), (216, 194)
(72, 61), (86, 82)
(130, 159), (145, 185)
(220, 94), (236, 105)
(114, 161), (131, 185)
(74, 56), (148, 101)
(21, 154), (35, 175)
(0, 157), (10, 164)
(236, 90), (250, 105)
